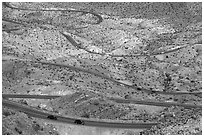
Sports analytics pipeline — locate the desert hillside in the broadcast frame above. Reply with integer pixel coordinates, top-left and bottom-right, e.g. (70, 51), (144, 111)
(2, 2), (202, 135)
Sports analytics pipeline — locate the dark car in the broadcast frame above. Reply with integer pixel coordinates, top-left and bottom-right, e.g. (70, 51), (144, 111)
(47, 115), (57, 120)
(74, 119), (85, 125)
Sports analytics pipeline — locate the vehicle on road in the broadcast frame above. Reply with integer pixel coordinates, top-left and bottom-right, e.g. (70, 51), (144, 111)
(74, 119), (85, 125)
(47, 115), (58, 120)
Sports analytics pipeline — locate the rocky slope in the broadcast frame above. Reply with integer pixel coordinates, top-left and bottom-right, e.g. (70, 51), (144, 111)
(2, 2), (202, 135)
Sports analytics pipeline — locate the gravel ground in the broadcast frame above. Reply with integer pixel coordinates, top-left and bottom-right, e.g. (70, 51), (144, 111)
(2, 2), (202, 135)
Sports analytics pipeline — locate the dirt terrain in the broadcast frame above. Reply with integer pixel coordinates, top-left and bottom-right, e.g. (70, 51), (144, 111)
(2, 2), (202, 135)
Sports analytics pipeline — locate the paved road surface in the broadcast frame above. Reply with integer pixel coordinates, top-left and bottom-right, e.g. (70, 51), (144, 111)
(3, 99), (158, 129)
(3, 94), (202, 109)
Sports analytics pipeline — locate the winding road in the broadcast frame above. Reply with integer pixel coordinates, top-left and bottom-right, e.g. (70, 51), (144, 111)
(3, 57), (202, 96)
(3, 99), (157, 129)
(3, 94), (202, 109)
(3, 2), (103, 25)
(2, 2), (201, 96)
(2, 2), (202, 135)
